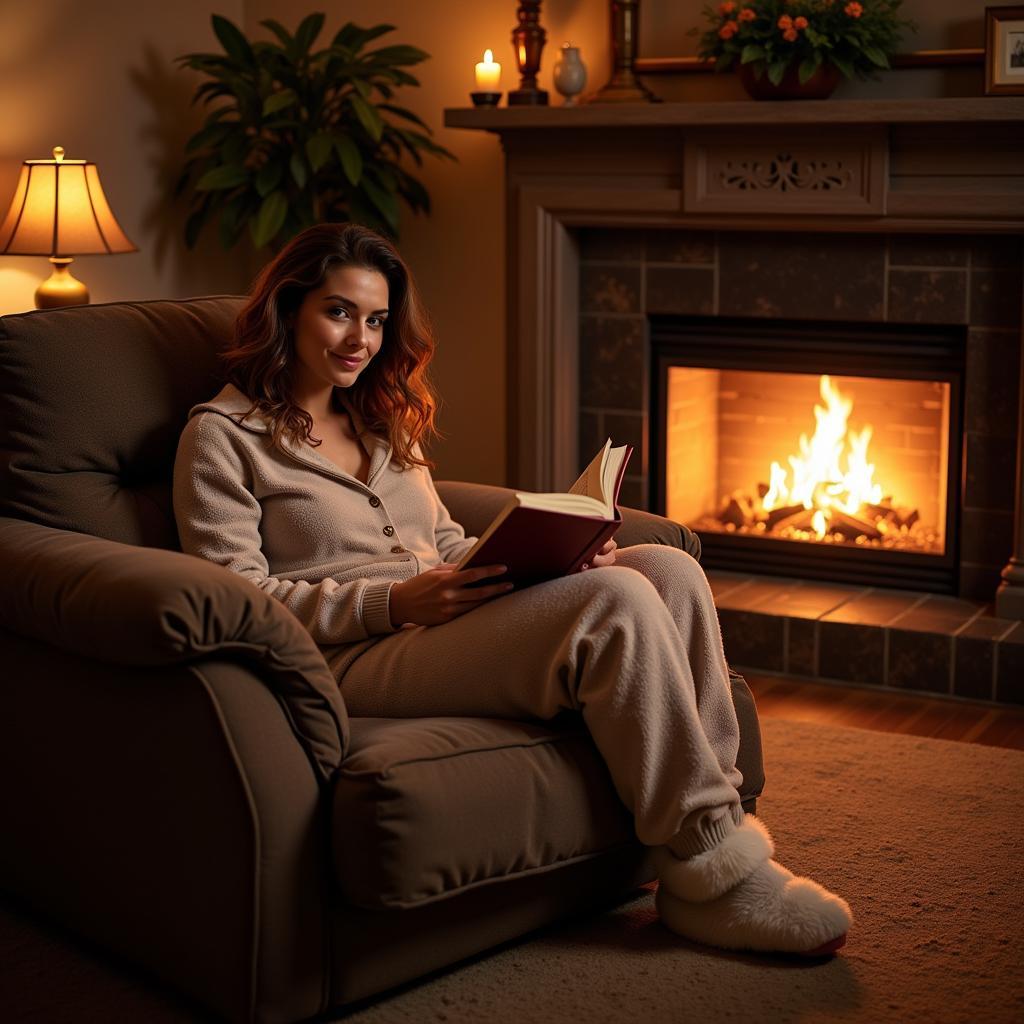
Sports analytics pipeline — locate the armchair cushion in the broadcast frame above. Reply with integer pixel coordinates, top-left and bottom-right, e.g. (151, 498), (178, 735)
(0, 516), (349, 781)
(333, 714), (636, 910)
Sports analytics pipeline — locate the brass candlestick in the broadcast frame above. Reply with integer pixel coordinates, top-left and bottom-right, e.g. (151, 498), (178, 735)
(509, 0), (549, 105)
(592, 0), (660, 103)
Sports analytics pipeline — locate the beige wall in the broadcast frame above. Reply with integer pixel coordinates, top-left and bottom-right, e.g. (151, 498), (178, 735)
(0, 1), (993, 483)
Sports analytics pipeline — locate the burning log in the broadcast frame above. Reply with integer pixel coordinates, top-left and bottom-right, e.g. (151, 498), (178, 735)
(829, 508), (882, 540)
(769, 508), (816, 533)
(765, 503), (806, 530)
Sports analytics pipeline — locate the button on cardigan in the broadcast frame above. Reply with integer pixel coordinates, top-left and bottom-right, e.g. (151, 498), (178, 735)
(172, 383), (479, 674)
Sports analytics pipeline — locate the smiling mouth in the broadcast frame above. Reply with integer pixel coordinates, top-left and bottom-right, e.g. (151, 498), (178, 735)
(331, 352), (363, 367)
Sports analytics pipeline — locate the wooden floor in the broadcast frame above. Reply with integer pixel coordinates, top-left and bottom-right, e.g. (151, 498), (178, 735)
(745, 673), (1024, 751)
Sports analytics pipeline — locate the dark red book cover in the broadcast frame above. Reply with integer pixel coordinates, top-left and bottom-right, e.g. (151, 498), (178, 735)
(460, 444), (633, 589)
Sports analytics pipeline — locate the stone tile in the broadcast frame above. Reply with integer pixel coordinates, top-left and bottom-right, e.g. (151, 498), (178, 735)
(960, 508), (1014, 567)
(787, 617), (817, 676)
(580, 265), (642, 313)
(970, 269), (1023, 329)
(578, 410), (603, 475)
(645, 231), (715, 264)
(964, 433), (1017, 511)
(889, 595), (986, 635)
(579, 315), (645, 409)
(715, 576), (795, 611)
(645, 266), (715, 315)
(965, 329), (1021, 438)
(578, 228), (645, 262)
(995, 623), (1024, 705)
(768, 582), (866, 620)
(959, 563), (1004, 603)
(970, 235), (1024, 269)
(719, 232), (885, 321)
(603, 411), (644, 454)
(953, 636), (994, 701)
(889, 235), (970, 267)
(818, 621), (884, 684)
(887, 269), (968, 324)
(706, 570), (752, 602)
(820, 589), (926, 626)
(718, 608), (784, 672)
(955, 614), (1018, 640)
(887, 629), (952, 695)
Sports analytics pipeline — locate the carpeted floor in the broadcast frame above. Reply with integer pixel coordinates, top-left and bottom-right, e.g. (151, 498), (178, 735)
(3, 718), (1023, 1024)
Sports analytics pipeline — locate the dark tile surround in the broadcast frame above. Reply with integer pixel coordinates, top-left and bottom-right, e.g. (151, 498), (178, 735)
(578, 229), (1024, 603)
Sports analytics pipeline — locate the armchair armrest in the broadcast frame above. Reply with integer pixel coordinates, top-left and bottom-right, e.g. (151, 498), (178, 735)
(434, 480), (702, 561)
(0, 516), (349, 780)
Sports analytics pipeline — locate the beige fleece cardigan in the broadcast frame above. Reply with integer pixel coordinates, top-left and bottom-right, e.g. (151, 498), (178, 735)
(172, 383), (479, 673)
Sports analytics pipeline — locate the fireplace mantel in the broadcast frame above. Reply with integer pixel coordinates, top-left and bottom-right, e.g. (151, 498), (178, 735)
(445, 96), (1024, 616)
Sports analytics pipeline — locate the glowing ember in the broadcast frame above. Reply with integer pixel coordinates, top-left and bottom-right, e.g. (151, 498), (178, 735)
(760, 375), (883, 539)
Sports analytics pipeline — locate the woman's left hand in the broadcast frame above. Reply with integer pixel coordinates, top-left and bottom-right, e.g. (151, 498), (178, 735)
(585, 537), (617, 569)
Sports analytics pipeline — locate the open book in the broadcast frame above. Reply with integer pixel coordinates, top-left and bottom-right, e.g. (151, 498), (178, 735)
(456, 439), (633, 588)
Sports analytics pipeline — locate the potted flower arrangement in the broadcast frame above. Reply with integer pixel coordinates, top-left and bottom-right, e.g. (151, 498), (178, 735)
(693, 1), (915, 100)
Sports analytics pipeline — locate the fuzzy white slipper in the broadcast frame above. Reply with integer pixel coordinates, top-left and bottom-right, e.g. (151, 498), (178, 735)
(655, 857), (853, 956)
(651, 813), (775, 903)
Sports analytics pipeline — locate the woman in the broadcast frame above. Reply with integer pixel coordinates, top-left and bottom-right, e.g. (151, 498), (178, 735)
(173, 222), (852, 957)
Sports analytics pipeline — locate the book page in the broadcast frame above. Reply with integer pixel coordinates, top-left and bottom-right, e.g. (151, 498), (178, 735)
(567, 439), (610, 501)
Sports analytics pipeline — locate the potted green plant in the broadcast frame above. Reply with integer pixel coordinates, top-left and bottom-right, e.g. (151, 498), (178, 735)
(692, 1), (915, 100)
(174, 12), (454, 252)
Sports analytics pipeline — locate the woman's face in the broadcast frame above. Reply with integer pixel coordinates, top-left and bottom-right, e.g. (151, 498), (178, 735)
(289, 263), (389, 397)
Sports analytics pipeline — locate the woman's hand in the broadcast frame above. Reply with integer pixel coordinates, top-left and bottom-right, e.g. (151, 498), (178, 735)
(585, 537), (618, 569)
(389, 563), (513, 627)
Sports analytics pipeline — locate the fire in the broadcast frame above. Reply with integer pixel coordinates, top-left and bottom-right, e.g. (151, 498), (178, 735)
(760, 375), (883, 539)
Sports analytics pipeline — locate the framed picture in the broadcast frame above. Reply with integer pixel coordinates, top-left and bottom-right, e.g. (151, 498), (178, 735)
(985, 5), (1024, 94)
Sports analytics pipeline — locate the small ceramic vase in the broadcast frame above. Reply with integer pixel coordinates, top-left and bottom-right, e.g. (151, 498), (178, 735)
(554, 44), (587, 106)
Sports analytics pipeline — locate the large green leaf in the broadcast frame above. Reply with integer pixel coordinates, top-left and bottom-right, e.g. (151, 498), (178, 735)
(255, 159), (285, 197)
(332, 23), (395, 52)
(361, 175), (399, 232)
(262, 88), (298, 117)
(212, 15), (253, 66)
(798, 54), (822, 84)
(364, 44), (428, 66)
(334, 135), (363, 185)
(349, 94), (384, 142)
(294, 13), (325, 56)
(289, 151), (308, 189)
(252, 190), (288, 248)
(740, 45), (764, 65)
(184, 122), (232, 154)
(260, 18), (294, 52)
(378, 102), (428, 129)
(767, 60), (789, 86)
(196, 163), (248, 191)
(306, 133), (335, 171)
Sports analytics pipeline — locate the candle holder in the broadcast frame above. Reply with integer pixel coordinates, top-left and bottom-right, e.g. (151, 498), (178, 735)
(591, 0), (661, 103)
(471, 91), (502, 107)
(509, 0), (549, 106)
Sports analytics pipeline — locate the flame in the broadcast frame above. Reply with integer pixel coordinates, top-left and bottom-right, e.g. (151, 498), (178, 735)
(760, 375), (882, 539)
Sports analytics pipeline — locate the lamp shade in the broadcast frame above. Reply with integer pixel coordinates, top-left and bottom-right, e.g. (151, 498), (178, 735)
(0, 146), (136, 257)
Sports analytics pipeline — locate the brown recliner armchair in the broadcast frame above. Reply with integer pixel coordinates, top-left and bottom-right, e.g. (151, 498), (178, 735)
(0, 296), (764, 1024)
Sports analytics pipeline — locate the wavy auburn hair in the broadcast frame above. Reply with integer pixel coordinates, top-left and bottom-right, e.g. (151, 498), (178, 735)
(222, 221), (442, 470)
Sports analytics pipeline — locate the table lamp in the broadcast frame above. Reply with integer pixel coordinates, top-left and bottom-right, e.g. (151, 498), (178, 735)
(0, 146), (137, 309)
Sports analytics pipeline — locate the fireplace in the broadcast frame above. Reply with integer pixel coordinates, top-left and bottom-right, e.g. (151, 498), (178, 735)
(648, 315), (964, 592)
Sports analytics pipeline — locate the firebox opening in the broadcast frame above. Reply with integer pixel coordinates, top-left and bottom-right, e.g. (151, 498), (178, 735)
(649, 316), (965, 593)
(666, 369), (950, 557)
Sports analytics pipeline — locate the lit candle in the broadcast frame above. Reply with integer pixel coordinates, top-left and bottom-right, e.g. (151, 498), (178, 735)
(475, 49), (501, 92)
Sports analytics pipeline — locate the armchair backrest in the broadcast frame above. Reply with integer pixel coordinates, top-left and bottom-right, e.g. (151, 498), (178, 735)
(0, 295), (245, 549)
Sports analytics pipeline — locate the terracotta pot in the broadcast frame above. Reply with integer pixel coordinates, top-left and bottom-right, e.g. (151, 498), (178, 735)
(737, 61), (842, 100)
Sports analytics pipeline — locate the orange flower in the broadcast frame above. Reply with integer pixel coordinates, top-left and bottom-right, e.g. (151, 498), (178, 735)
(794, 16), (808, 29)
(718, 1), (737, 14)
(719, 19), (739, 39)
(844, 1), (863, 16)
(738, 7), (756, 21)
(777, 14), (793, 30)
(783, 28), (799, 41)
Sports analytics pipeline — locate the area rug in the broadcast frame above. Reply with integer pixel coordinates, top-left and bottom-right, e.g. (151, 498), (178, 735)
(2, 718), (1022, 1024)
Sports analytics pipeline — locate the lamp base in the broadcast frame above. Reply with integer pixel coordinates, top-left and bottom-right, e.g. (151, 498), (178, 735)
(35, 258), (89, 309)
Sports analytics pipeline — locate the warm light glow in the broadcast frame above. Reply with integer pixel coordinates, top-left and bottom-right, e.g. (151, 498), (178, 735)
(475, 49), (501, 91)
(760, 375), (883, 539)
(0, 146), (136, 257)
